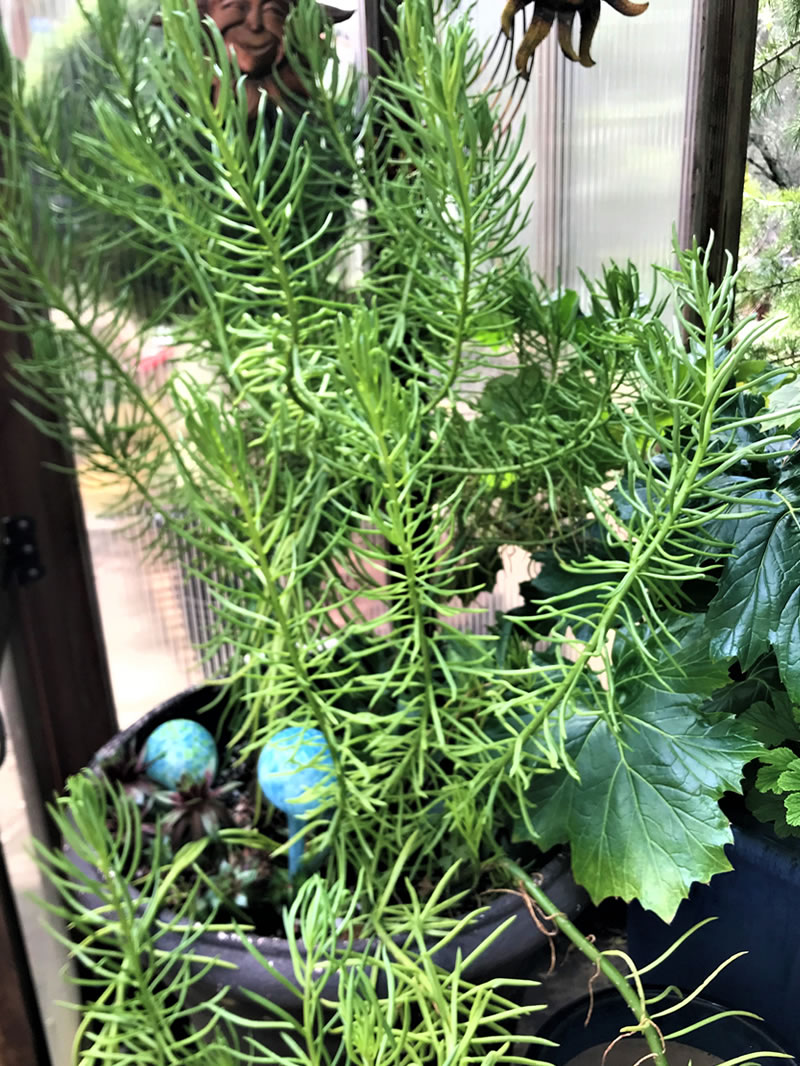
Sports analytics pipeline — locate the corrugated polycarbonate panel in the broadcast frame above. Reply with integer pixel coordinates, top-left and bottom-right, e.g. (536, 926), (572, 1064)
(470, 0), (694, 288)
(551, 1), (693, 286)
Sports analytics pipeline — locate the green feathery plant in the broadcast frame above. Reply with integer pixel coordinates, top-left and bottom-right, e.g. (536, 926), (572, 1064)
(37, 774), (553, 1065)
(38, 774), (785, 1066)
(0, 0), (642, 915)
(3, 0), (800, 1013)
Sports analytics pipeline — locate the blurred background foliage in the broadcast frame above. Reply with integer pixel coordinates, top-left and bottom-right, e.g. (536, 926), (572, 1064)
(739, 0), (800, 362)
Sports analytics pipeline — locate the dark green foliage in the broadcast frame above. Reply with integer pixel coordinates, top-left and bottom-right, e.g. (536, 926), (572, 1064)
(508, 347), (800, 879)
(706, 484), (800, 696)
(5, 0), (800, 976)
(514, 622), (759, 919)
(36, 774), (549, 1064)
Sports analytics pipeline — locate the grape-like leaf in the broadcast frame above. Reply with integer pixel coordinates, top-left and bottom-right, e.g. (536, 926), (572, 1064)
(736, 699), (798, 749)
(613, 613), (728, 698)
(784, 792), (800, 826)
(765, 378), (800, 432)
(747, 787), (800, 838)
(706, 488), (800, 699)
(777, 761), (800, 793)
(515, 653), (760, 921)
(755, 747), (797, 793)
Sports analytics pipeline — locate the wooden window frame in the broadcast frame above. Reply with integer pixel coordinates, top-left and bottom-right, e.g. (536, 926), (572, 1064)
(679, 0), (759, 283)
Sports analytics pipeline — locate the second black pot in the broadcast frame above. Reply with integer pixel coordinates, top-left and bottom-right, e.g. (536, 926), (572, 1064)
(534, 987), (794, 1066)
(627, 818), (800, 1057)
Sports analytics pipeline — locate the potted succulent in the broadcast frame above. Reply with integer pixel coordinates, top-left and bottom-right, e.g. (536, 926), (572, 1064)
(1, 0), (799, 1058)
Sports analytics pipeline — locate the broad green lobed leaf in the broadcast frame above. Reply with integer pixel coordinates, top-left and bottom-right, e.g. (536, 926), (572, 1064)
(736, 697), (799, 748)
(777, 761), (800, 793)
(784, 792), (800, 826)
(755, 746), (796, 793)
(746, 786), (800, 837)
(515, 641), (760, 922)
(706, 486), (800, 700)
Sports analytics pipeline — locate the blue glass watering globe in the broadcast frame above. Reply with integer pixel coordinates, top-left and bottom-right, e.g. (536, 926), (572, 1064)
(257, 726), (335, 876)
(143, 719), (218, 789)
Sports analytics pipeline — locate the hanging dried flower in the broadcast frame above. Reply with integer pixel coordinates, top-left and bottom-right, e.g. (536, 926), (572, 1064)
(501, 0), (649, 80)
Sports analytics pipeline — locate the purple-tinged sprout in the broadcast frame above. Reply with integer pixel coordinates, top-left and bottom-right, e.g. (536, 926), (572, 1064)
(257, 726), (335, 876)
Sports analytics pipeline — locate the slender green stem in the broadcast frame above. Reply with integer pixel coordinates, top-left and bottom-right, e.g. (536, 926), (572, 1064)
(366, 395), (441, 764)
(219, 438), (335, 747)
(501, 859), (669, 1066)
(96, 853), (176, 1063)
(506, 338), (751, 771)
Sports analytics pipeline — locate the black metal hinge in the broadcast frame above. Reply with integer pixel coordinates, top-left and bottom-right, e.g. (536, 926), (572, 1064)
(0, 516), (45, 768)
(1, 516), (45, 589)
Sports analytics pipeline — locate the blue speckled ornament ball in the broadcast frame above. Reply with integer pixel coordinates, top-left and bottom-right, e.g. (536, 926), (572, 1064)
(143, 719), (218, 790)
(257, 725), (335, 875)
(257, 726), (334, 816)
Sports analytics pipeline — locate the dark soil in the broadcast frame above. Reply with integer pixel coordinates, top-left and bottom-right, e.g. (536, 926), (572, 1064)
(99, 730), (557, 938)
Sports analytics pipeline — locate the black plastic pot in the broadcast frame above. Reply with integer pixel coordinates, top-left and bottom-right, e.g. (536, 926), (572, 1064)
(78, 688), (588, 1027)
(535, 987), (794, 1066)
(627, 820), (800, 1057)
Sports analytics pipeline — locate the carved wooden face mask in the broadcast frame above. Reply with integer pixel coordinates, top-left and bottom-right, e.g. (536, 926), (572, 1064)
(204, 0), (291, 77)
(501, 0), (649, 79)
(196, 0), (351, 116)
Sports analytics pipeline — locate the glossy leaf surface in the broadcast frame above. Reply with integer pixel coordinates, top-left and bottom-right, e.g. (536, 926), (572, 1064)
(516, 637), (759, 921)
(706, 486), (800, 699)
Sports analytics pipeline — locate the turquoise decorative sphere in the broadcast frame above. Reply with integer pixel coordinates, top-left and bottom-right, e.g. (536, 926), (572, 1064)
(257, 726), (334, 817)
(143, 719), (218, 790)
